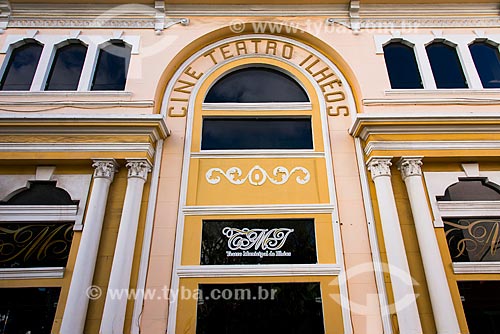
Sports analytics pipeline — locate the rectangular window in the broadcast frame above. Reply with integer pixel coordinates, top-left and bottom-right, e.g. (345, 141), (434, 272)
(201, 219), (317, 265)
(0, 222), (74, 268)
(201, 117), (313, 150)
(0, 287), (61, 333)
(196, 282), (325, 334)
(443, 217), (500, 262)
(458, 281), (500, 334)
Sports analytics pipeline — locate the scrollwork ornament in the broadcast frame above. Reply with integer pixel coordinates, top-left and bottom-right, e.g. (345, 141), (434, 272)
(205, 165), (310, 186)
(222, 227), (294, 251)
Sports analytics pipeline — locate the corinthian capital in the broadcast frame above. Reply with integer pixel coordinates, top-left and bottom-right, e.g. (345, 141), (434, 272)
(92, 159), (118, 181)
(126, 159), (152, 181)
(397, 157), (423, 180)
(367, 157), (393, 180)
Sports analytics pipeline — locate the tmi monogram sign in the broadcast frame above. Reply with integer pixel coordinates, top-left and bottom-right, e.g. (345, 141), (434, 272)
(223, 227), (294, 258)
(201, 219), (317, 265)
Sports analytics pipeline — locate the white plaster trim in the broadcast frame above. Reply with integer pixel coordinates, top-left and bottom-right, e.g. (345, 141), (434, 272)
(164, 35), (357, 334)
(131, 141), (163, 334)
(363, 97), (500, 105)
(365, 141), (500, 155)
(165, 4), (347, 16)
(452, 262), (500, 274)
(177, 264), (342, 278)
(191, 151), (325, 159)
(354, 138), (393, 334)
(0, 267), (65, 279)
(385, 89), (500, 95)
(202, 102), (312, 111)
(0, 205), (78, 221)
(437, 201), (500, 217)
(0, 99), (153, 108)
(183, 204), (335, 216)
(0, 143), (155, 158)
(423, 171), (500, 227)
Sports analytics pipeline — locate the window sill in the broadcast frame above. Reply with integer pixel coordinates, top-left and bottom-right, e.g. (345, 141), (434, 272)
(385, 88), (500, 95)
(192, 150), (323, 158)
(0, 267), (65, 279)
(0, 90), (133, 97)
(452, 262), (500, 274)
(177, 264), (341, 278)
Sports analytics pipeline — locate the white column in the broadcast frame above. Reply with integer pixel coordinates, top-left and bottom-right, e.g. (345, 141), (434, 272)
(60, 159), (118, 334)
(397, 157), (461, 334)
(367, 157), (423, 334)
(100, 159), (152, 334)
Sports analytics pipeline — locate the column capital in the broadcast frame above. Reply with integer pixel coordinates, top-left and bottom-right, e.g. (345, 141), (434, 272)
(126, 159), (152, 181)
(92, 159), (118, 180)
(367, 157), (393, 180)
(397, 157), (424, 181)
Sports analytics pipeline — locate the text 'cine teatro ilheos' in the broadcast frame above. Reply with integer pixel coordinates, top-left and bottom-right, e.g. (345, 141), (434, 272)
(0, 0), (499, 333)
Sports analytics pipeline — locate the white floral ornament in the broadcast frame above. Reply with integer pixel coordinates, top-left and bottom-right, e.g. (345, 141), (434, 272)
(205, 165), (310, 186)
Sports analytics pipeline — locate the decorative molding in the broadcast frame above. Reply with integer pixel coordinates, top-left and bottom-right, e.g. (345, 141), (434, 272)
(206, 165), (310, 186)
(0, 143), (156, 159)
(177, 264), (341, 278)
(154, 0), (165, 33)
(365, 141), (500, 156)
(126, 159), (152, 181)
(192, 151), (324, 159)
(462, 163), (480, 177)
(385, 89), (500, 96)
(35, 166), (55, 181)
(348, 0), (360, 33)
(92, 159), (118, 180)
(165, 4), (348, 16)
(183, 204), (335, 215)
(366, 157), (392, 179)
(0, 99), (153, 108)
(164, 18), (189, 30)
(397, 157), (423, 180)
(437, 201), (500, 217)
(0, 205), (78, 222)
(0, 267), (65, 279)
(202, 102), (312, 111)
(0, 0), (11, 32)
(452, 262), (500, 274)
(363, 97), (500, 106)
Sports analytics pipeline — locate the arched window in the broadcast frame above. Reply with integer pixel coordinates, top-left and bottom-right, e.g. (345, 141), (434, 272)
(91, 40), (131, 91)
(437, 178), (500, 201)
(204, 67), (309, 103)
(0, 40), (43, 91)
(202, 67), (312, 150)
(426, 41), (468, 88)
(469, 41), (500, 89)
(45, 41), (87, 91)
(383, 41), (423, 89)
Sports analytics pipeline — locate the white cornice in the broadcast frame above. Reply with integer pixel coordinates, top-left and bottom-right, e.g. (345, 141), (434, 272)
(0, 114), (169, 140)
(0, 205), (78, 221)
(0, 267), (65, 279)
(365, 141), (500, 155)
(349, 112), (500, 138)
(202, 102), (312, 111)
(363, 97), (500, 106)
(177, 264), (341, 277)
(452, 262), (500, 274)
(437, 201), (500, 217)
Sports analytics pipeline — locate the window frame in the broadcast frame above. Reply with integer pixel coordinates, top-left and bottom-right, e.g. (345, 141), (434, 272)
(382, 39), (424, 89)
(468, 39), (500, 89)
(90, 39), (133, 91)
(425, 39), (469, 89)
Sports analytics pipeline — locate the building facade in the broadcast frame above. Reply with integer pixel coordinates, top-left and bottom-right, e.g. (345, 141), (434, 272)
(0, 0), (499, 333)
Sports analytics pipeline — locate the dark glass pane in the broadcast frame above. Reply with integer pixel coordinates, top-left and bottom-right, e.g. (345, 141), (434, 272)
(444, 217), (500, 262)
(201, 219), (317, 265)
(196, 283), (325, 334)
(201, 117), (313, 150)
(437, 178), (500, 201)
(91, 41), (131, 90)
(0, 222), (74, 268)
(1, 181), (77, 205)
(0, 42), (43, 91)
(469, 42), (500, 88)
(458, 281), (500, 334)
(426, 42), (468, 88)
(45, 42), (87, 91)
(383, 42), (423, 89)
(205, 67), (309, 102)
(0, 287), (61, 334)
